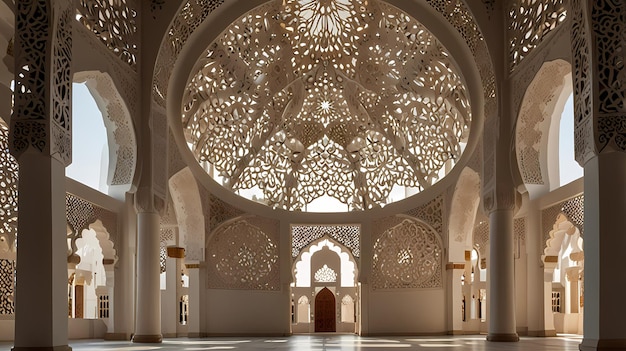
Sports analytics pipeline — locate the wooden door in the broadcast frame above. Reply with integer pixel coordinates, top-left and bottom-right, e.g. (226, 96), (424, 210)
(315, 287), (336, 332)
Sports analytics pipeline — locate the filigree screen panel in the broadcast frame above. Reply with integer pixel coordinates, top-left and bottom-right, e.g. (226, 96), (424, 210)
(182, 0), (472, 211)
(508, 0), (567, 71)
(0, 123), (18, 250)
(291, 224), (360, 258)
(0, 259), (15, 314)
(207, 218), (279, 290)
(76, 0), (137, 67)
(372, 218), (442, 289)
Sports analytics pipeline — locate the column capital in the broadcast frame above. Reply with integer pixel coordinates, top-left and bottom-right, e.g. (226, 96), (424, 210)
(571, 0), (626, 165)
(483, 187), (518, 213)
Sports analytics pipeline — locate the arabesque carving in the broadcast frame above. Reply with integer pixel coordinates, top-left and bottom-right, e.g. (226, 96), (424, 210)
(372, 217), (442, 289)
(207, 218), (279, 290)
(182, 0), (472, 211)
(11, 1), (73, 165)
(76, 0), (138, 68)
(292, 225), (360, 258)
(508, 0), (567, 71)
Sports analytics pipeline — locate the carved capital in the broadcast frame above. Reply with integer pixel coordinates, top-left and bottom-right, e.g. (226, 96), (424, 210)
(483, 187), (517, 213)
(134, 186), (155, 213)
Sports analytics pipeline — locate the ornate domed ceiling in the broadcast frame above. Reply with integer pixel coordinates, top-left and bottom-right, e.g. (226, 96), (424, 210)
(181, 0), (471, 212)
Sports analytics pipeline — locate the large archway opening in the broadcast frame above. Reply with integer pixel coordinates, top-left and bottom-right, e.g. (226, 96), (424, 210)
(291, 233), (359, 334)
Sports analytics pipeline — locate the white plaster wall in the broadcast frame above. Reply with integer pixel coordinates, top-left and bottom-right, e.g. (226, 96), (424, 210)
(205, 289), (287, 335)
(367, 289), (445, 334)
(68, 319), (108, 339)
(1, 319), (107, 341)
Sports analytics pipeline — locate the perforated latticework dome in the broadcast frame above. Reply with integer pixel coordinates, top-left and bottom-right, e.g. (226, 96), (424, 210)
(182, 0), (471, 211)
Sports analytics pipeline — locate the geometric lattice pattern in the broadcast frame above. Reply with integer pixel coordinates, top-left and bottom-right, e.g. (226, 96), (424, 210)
(207, 219), (279, 290)
(404, 195), (445, 237)
(65, 193), (118, 258)
(0, 259), (15, 314)
(0, 122), (18, 251)
(542, 203), (564, 250)
(208, 194), (245, 233)
(372, 218), (442, 289)
(561, 195), (584, 237)
(508, 0), (567, 71)
(291, 225), (360, 258)
(473, 221), (490, 258)
(182, 0), (471, 211)
(76, 0), (138, 67)
(159, 246), (167, 274)
(514, 217), (527, 246)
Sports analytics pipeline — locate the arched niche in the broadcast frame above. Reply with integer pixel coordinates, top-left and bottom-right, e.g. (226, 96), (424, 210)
(73, 71), (137, 199)
(515, 59), (572, 199)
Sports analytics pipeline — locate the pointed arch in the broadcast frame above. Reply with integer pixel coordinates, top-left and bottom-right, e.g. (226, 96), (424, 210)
(515, 59), (572, 197)
(293, 235), (358, 288)
(73, 71), (137, 197)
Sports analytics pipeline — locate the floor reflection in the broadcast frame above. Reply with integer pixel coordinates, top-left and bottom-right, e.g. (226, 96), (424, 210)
(0, 334), (583, 351)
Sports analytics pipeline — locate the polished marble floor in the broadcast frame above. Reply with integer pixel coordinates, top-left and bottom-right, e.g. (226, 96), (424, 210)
(0, 334), (583, 351)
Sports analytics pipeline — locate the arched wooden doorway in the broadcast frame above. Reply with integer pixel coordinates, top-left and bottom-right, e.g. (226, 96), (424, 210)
(315, 287), (336, 332)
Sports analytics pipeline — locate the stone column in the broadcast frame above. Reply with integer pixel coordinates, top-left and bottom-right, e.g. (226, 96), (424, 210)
(358, 221), (372, 336)
(570, 1), (626, 349)
(526, 201), (556, 336)
(132, 204), (162, 343)
(484, 190), (519, 342)
(10, 1), (73, 350)
(446, 263), (465, 334)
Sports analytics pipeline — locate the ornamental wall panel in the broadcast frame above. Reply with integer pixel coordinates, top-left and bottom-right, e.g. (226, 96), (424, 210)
(372, 216), (442, 289)
(76, 0), (138, 68)
(206, 217), (280, 290)
(0, 122), (18, 250)
(508, 0), (567, 71)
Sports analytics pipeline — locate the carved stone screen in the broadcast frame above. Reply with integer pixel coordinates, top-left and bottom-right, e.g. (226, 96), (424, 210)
(0, 259), (15, 314)
(291, 224), (360, 258)
(181, 0), (472, 211)
(207, 218), (279, 290)
(372, 218), (442, 289)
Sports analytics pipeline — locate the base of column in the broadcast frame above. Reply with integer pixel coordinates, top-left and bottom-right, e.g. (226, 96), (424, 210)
(580, 338), (626, 351)
(487, 333), (520, 342)
(447, 330), (464, 335)
(12, 346), (71, 351)
(132, 334), (163, 343)
(527, 330), (557, 337)
(105, 333), (131, 341)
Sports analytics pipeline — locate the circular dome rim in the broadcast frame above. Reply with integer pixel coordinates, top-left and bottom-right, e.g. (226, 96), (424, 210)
(166, 0), (485, 221)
